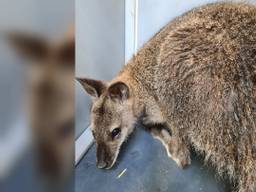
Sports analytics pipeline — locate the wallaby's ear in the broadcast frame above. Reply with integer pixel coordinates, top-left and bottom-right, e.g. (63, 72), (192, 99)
(7, 32), (48, 60)
(76, 77), (106, 98)
(108, 82), (129, 101)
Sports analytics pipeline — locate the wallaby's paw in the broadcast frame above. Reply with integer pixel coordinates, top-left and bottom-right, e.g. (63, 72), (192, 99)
(166, 149), (191, 169)
(167, 138), (191, 169)
(177, 153), (191, 169)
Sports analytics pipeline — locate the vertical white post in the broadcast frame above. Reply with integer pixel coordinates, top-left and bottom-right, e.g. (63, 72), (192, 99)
(125, 0), (139, 63)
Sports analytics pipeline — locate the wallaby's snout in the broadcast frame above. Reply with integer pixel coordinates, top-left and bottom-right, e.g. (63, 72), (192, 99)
(96, 142), (112, 169)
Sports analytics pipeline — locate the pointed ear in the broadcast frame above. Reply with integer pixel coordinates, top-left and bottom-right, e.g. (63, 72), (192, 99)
(76, 77), (106, 98)
(108, 82), (129, 101)
(7, 32), (48, 60)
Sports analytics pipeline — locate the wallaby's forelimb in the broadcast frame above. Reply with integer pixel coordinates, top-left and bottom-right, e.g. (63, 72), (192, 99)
(144, 123), (191, 168)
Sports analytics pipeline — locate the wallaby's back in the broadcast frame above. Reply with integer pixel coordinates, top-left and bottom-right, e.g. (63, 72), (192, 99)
(124, 2), (256, 192)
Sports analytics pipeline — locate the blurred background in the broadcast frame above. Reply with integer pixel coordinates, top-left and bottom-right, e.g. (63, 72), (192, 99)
(0, 0), (74, 192)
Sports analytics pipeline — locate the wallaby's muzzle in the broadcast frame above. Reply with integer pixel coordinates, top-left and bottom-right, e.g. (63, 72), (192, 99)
(96, 142), (116, 169)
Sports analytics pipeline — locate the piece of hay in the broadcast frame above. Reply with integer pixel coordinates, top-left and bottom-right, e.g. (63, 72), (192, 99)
(117, 168), (127, 179)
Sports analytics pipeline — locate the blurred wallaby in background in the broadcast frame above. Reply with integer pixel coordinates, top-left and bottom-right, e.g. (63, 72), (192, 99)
(78, 2), (256, 192)
(8, 27), (74, 183)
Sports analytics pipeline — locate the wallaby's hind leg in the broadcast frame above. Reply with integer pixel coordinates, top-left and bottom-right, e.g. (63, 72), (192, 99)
(145, 125), (191, 168)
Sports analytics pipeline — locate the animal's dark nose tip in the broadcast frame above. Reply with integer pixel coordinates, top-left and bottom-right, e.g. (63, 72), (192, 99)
(97, 161), (107, 169)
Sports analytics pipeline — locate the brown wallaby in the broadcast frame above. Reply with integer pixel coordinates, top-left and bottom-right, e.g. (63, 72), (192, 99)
(8, 28), (74, 181)
(78, 2), (256, 192)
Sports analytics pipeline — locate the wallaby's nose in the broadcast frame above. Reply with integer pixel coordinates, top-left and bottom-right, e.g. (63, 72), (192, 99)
(96, 142), (109, 169)
(97, 161), (107, 169)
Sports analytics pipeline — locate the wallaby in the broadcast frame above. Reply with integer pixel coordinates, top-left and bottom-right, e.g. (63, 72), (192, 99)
(78, 2), (256, 192)
(8, 28), (74, 182)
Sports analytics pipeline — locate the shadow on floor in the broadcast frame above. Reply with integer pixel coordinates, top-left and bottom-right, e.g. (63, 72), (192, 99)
(75, 126), (232, 192)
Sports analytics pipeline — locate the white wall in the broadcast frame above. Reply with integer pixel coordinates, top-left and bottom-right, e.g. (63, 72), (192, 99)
(75, 0), (125, 138)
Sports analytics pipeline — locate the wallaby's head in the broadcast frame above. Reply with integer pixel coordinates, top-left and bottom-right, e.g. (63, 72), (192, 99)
(78, 78), (137, 169)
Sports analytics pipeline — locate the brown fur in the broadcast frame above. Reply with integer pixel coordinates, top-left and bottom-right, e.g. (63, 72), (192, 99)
(78, 2), (256, 191)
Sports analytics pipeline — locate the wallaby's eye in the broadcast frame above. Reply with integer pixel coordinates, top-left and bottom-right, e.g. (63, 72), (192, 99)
(111, 128), (121, 139)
